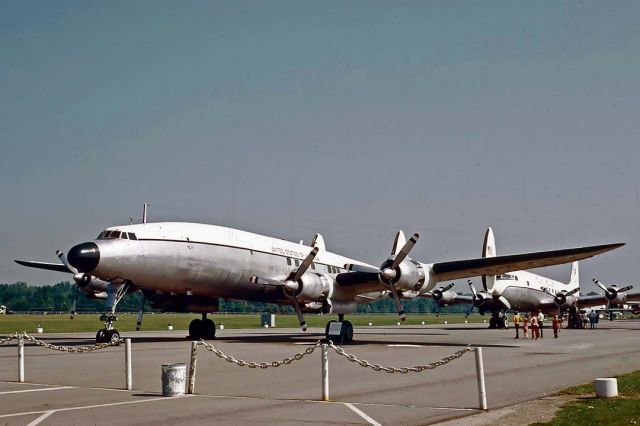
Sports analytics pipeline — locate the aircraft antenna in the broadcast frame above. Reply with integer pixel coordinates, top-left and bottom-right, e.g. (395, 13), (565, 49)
(142, 203), (149, 224)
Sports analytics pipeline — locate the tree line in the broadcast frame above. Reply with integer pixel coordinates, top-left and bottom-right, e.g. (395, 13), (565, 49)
(0, 282), (467, 314)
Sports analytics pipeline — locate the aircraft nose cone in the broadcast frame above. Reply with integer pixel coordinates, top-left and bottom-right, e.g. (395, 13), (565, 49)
(67, 242), (100, 273)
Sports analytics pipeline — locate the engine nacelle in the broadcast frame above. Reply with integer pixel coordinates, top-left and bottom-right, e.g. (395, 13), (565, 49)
(292, 273), (332, 302)
(438, 290), (457, 306)
(385, 260), (426, 292)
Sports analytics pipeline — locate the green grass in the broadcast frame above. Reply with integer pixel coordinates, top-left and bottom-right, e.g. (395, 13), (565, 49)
(533, 370), (640, 425)
(0, 312), (488, 334)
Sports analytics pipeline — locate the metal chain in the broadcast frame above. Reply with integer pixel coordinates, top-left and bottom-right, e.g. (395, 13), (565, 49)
(199, 339), (322, 368)
(22, 332), (123, 353)
(0, 333), (19, 345)
(327, 341), (473, 373)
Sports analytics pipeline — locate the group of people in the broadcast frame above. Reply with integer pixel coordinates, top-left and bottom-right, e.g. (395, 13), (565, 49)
(512, 310), (561, 340)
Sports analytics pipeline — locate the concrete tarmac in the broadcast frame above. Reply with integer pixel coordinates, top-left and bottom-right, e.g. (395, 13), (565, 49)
(0, 319), (639, 425)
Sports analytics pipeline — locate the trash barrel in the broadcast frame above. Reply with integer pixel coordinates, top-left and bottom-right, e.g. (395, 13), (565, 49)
(161, 363), (187, 396)
(594, 378), (618, 398)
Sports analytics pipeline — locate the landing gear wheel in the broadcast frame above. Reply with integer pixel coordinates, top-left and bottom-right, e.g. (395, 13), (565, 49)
(189, 319), (204, 340)
(204, 319), (216, 340)
(489, 317), (497, 329)
(501, 318), (509, 329)
(341, 320), (354, 343)
(325, 320), (337, 341)
(96, 329), (107, 344)
(106, 329), (121, 345)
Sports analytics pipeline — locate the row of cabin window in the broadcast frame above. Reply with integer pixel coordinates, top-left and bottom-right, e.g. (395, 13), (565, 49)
(285, 257), (342, 274)
(97, 230), (138, 240)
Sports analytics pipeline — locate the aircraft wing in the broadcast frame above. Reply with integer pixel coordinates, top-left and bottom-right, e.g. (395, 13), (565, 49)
(14, 259), (71, 274)
(431, 243), (624, 282)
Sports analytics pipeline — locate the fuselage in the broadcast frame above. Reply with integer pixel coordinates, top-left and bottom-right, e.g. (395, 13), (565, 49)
(490, 270), (578, 313)
(82, 222), (378, 307)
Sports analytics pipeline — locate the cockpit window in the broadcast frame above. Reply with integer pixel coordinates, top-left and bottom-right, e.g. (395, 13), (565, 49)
(120, 232), (128, 239)
(97, 231), (106, 239)
(111, 231), (121, 239)
(128, 232), (137, 240)
(497, 274), (517, 280)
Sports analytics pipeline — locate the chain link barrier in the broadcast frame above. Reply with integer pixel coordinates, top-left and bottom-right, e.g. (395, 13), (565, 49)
(199, 338), (472, 374)
(1, 332), (124, 353)
(0, 333), (20, 345)
(199, 339), (321, 368)
(327, 341), (473, 373)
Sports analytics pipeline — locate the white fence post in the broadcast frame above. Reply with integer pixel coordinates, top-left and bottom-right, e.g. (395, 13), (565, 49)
(18, 334), (24, 383)
(475, 347), (487, 410)
(321, 344), (329, 401)
(187, 341), (198, 394)
(125, 338), (132, 390)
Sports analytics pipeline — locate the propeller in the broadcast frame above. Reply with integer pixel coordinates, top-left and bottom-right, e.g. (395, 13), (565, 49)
(381, 232), (420, 321)
(428, 283), (455, 316)
(542, 287), (580, 317)
(593, 279), (633, 319)
(465, 280), (484, 317)
(251, 247), (319, 331)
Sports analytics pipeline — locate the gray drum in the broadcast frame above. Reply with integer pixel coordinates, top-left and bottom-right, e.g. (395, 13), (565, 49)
(161, 363), (187, 396)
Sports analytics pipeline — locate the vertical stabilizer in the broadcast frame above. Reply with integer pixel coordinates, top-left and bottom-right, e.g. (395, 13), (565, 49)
(568, 261), (579, 291)
(311, 233), (326, 251)
(481, 227), (496, 292)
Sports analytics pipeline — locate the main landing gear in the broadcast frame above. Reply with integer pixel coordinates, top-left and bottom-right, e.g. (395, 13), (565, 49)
(324, 314), (354, 344)
(488, 311), (509, 329)
(188, 313), (216, 340)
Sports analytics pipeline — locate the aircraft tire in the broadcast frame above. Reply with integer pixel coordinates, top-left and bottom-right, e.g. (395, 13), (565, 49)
(341, 321), (354, 343)
(106, 329), (121, 345)
(204, 319), (216, 340)
(325, 320), (337, 342)
(96, 329), (107, 344)
(189, 319), (204, 339)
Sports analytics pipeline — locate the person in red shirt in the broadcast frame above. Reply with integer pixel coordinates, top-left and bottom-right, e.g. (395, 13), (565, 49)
(552, 314), (561, 338)
(530, 314), (539, 340)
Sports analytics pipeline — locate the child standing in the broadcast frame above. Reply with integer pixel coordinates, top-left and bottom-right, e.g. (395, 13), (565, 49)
(523, 314), (530, 339)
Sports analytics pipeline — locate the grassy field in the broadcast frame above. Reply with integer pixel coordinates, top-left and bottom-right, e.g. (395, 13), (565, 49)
(0, 312), (489, 334)
(533, 371), (640, 425)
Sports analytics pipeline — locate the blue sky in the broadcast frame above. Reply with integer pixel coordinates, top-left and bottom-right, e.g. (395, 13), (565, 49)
(2, 1), (639, 291)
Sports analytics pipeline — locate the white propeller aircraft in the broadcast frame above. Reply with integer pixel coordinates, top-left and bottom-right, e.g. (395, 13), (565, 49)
(15, 215), (624, 344)
(422, 228), (638, 327)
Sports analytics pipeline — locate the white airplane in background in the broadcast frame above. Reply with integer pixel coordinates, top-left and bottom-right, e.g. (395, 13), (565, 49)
(15, 210), (624, 344)
(423, 228), (638, 327)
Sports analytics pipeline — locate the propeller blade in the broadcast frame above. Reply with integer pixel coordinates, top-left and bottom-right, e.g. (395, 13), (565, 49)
(135, 291), (146, 331)
(434, 298), (440, 316)
(441, 282), (455, 293)
(390, 230), (407, 255)
(593, 279), (610, 295)
(388, 287), (406, 321)
(390, 233), (420, 269)
(498, 295), (511, 310)
(464, 305), (475, 318)
(57, 250), (78, 274)
(468, 280), (479, 299)
(291, 298), (307, 331)
(292, 247), (320, 281)
(70, 285), (79, 319)
(618, 285), (633, 293)
(565, 287), (580, 297)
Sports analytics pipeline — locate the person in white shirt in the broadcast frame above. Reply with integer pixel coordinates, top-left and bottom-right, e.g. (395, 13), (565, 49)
(537, 310), (545, 338)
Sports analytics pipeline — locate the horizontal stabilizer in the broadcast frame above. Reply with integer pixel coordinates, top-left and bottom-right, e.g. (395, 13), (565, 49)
(432, 243), (624, 281)
(15, 259), (71, 274)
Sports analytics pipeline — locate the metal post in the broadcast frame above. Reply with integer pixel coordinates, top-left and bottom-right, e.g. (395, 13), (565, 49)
(18, 334), (24, 383)
(187, 341), (198, 394)
(321, 344), (329, 401)
(475, 347), (487, 410)
(125, 338), (132, 390)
